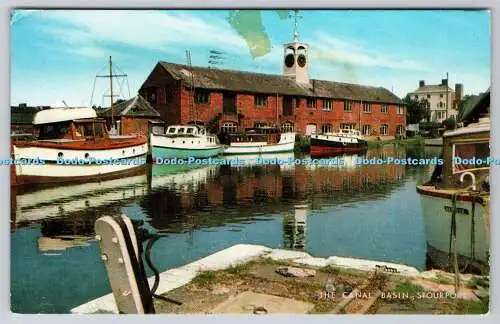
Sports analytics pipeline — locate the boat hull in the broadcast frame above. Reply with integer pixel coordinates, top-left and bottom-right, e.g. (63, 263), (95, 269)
(152, 146), (223, 159)
(11, 141), (148, 187)
(223, 141), (294, 155)
(310, 136), (367, 156)
(417, 185), (490, 273)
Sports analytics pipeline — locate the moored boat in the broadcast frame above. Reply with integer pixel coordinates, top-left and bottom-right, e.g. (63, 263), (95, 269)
(11, 107), (148, 187)
(150, 124), (223, 160)
(310, 128), (367, 157)
(417, 90), (490, 274)
(219, 126), (295, 155)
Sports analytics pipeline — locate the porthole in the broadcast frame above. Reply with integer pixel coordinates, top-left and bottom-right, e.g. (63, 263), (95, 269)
(58, 152), (63, 158)
(133, 148), (136, 153)
(122, 150), (125, 155)
(84, 153), (89, 159)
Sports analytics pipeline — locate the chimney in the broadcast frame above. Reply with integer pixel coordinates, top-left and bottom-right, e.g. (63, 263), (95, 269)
(455, 83), (463, 100)
(441, 79), (448, 86)
(419, 80), (425, 87)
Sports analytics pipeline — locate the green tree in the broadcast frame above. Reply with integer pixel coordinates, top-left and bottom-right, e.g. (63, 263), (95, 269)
(403, 94), (431, 124)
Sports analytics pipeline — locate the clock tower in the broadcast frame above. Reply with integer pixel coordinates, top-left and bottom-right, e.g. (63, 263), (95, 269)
(283, 10), (309, 85)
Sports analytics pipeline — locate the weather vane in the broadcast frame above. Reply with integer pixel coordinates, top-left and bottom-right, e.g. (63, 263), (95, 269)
(288, 9), (303, 41)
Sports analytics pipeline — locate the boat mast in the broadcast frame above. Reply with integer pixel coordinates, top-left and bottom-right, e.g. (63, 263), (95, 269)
(109, 56), (114, 127)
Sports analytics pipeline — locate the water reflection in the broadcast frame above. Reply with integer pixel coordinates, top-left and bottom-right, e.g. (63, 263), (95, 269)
(11, 146), (435, 313)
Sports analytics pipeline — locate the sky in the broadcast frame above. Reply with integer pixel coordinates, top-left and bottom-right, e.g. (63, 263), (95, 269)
(10, 9), (491, 107)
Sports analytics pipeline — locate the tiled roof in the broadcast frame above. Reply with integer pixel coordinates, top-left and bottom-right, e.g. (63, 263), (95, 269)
(154, 62), (402, 104)
(98, 94), (160, 117)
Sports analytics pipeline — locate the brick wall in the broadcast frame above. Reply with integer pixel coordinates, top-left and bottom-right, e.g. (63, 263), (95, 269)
(143, 78), (406, 136)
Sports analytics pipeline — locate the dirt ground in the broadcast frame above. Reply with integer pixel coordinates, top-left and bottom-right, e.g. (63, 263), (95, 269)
(153, 259), (489, 315)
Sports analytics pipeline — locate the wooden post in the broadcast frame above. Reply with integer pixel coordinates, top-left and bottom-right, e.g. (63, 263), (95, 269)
(95, 215), (154, 314)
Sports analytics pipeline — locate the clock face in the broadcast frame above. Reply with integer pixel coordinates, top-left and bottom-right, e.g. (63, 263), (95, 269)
(297, 54), (307, 67)
(285, 54), (295, 68)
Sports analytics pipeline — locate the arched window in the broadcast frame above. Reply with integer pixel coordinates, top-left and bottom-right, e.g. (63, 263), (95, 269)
(220, 121), (238, 134)
(281, 122), (294, 133)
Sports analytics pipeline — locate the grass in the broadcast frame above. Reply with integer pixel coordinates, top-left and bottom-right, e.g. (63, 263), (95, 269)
(226, 263), (250, 274)
(456, 299), (489, 314)
(191, 271), (217, 286)
(394, 280), (424, 294)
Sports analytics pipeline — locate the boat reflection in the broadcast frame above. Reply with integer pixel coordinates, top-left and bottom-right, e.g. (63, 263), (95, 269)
(12, 148), (408, 253)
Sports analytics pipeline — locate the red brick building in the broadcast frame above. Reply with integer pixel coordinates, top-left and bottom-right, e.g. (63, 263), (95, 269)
(98, 94), (162, 136)
(139, 36), (406, 138)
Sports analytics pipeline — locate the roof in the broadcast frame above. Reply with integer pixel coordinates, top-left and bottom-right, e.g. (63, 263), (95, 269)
(11, 112), (36, 124)
(410, 84), (453, 94)
(153, 61), (402, 104)
(33, 107), (97, 125)
(444, 116), (489, 137)
(99, 94), (160, 118)
(457, 89), (490, 123)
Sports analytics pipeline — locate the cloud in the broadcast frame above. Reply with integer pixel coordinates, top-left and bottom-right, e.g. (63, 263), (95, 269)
(309, 32), (427, 71)
(36, 10), (249, 58)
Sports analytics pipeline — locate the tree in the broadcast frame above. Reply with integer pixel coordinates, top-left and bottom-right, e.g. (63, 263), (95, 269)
(403, 95), (431, 125)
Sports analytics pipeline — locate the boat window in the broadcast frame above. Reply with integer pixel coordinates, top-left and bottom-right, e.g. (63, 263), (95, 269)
(178, 128), (185, 134)
(186, 128), (194, 134)
(38, 122), (71, 140)
(94, 122), (104, 137)
(453, 141), (490, 173)
(200, 129), (205, 135)
(168, 127), (176, 134)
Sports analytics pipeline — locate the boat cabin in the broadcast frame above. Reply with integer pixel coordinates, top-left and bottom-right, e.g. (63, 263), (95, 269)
(219, 127), (282, 145)
(436, 117), (490, 190)
(429, 90), (490, 191)
(31, 108), (109, 142)
(164, 125), (207, 137)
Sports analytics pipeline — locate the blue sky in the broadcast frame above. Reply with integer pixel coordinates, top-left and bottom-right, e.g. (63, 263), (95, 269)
(11, 9), (490, 107)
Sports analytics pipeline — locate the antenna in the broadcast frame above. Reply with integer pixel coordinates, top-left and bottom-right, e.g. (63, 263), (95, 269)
(288, 9), (303, 41)
(62, 100), (69, 107)
(208, 49), (226, 68)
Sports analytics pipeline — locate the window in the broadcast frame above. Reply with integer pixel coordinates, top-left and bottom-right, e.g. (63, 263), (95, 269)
(194, 90), (210, 104)
(362, 124), (372, 136)
(341, 123), (356, 130)
(323, 99), (332, 111)
(427, 94), (431, 99)
(381, 104), (389, 114)
(177, 128), (185, 134)
(254, 95), (268, 106)
(186, 128), (194, 134)
(440, 93), (444, 98)
(380, 124), (388, 135)
(168, 127), (176, 134)
(363, 103), (372, 113)
(396, 125), (405, 135)
(436, 111), (445, 120)
(307, 98), (316, 108)
(453, 142), (489, 173)
(281, 122), (294, 133)
(220, 122), (237, 134)
(321, 124), (333, 134)
(344, 101), (353, 112)
(254, 122), (267, 128)
(295, 97), (301, 108)
(397, 106), (405, 115)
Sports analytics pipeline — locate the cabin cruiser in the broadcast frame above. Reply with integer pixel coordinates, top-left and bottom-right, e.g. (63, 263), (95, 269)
(310, 128), (367, 157)
(219, 126), (295, 155)
(11, 107), (148, 186)
(150, 124), (223, 159)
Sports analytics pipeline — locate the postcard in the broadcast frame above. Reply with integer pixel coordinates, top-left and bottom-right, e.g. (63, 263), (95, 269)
(9, 9), (490, 314)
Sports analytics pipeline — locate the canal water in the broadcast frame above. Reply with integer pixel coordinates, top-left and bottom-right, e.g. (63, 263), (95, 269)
(10, 146), (441, 313)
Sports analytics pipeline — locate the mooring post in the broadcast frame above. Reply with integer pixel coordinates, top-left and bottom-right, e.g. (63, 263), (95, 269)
(146, 121), (153, 163)
(95, 214), (155, 314)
